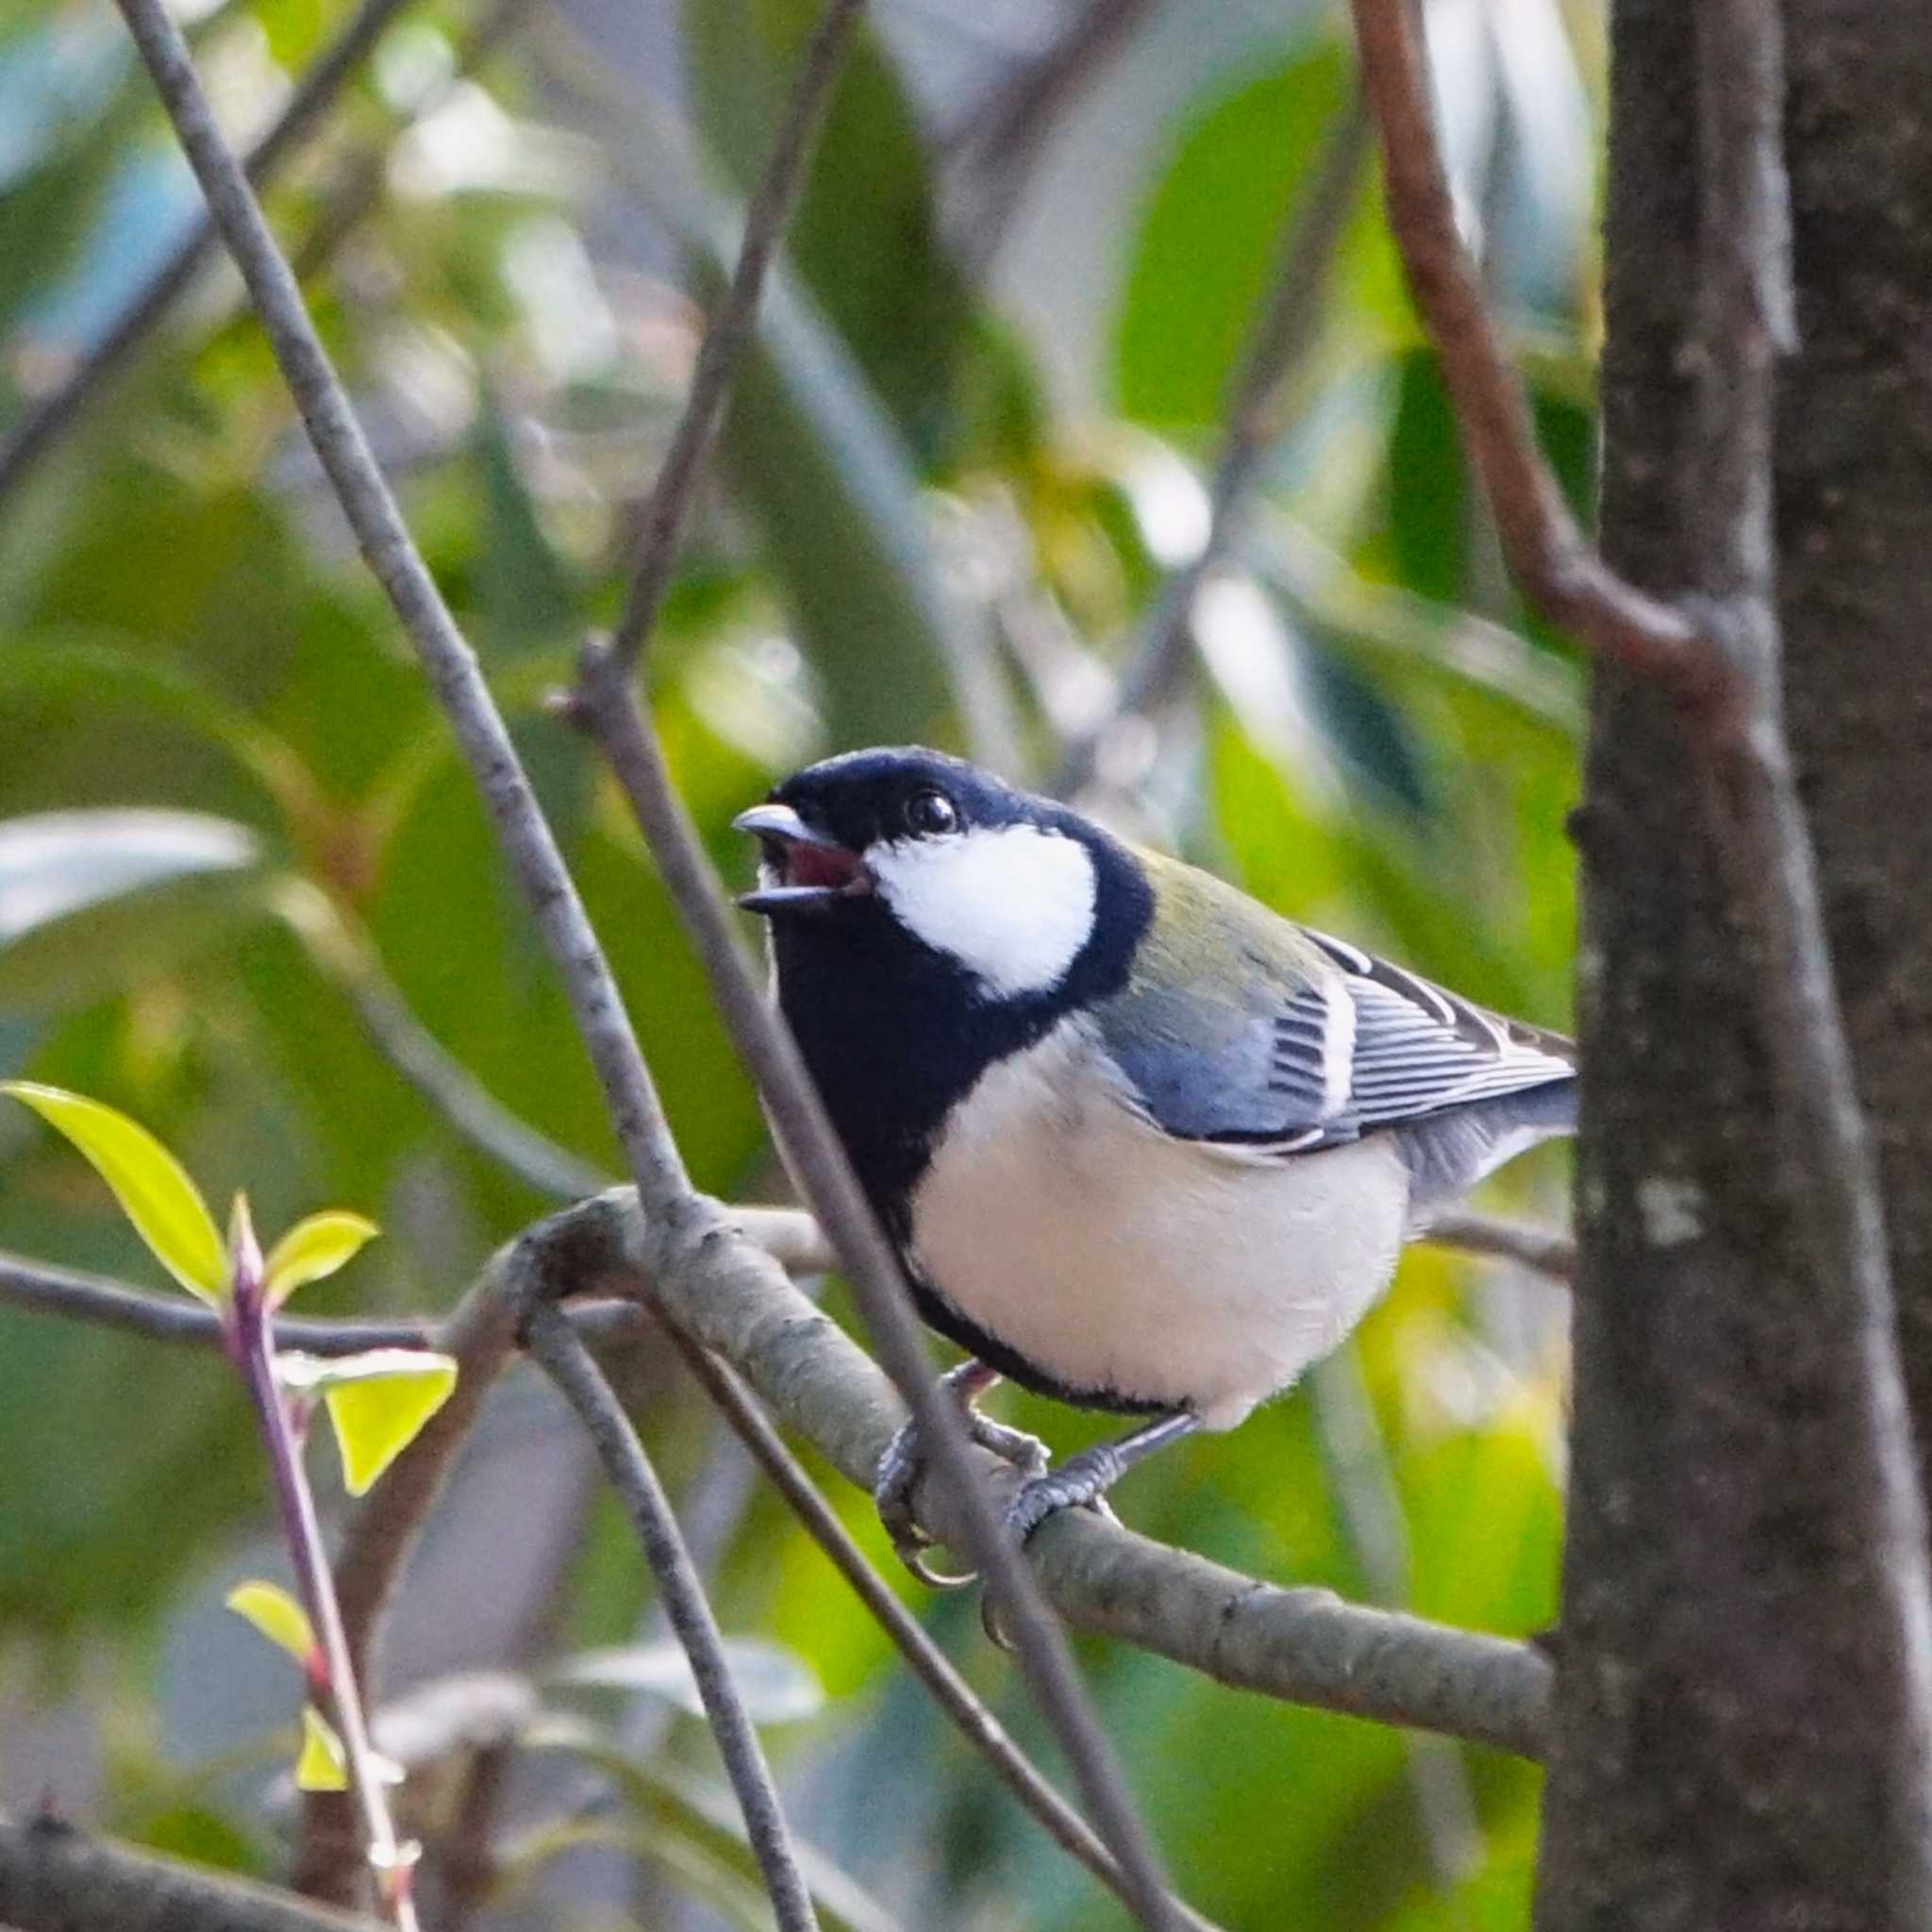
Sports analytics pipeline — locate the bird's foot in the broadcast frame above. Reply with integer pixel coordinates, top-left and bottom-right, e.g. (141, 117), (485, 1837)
(978, 1468), (1120, 1648)
(874, 1363), (1048, 1589)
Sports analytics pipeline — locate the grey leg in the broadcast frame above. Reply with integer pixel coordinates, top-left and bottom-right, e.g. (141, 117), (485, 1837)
(981, 1409), (1202, 1645)
(874, 1360), (1051, 1588)
(1004, 1410), (1201, 1544)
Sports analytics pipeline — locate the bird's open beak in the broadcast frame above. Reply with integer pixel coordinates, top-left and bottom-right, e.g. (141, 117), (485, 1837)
(733, 803), (873, 914)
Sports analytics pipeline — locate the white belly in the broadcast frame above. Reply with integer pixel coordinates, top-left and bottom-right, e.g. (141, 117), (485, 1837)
(908, 1017), (1411, 1428)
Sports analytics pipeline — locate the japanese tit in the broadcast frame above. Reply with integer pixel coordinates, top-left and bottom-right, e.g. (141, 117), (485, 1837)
(736, 747), (1573, 1569)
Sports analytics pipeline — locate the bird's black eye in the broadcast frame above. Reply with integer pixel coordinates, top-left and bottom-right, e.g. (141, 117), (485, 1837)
(904, 789), (958, 838)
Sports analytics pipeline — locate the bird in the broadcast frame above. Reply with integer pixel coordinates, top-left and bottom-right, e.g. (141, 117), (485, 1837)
(734, 745), (1574, 1579)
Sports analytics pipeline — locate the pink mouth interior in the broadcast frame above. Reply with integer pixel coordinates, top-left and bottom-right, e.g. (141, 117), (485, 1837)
(784, 842), (865, 891)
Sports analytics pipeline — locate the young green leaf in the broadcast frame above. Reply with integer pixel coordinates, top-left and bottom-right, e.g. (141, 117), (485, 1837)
(296, 1707), (349, 1791)
(274, 1349), (458, 1496)
(1, 1082), (225, 1300)
(263, 1210), (380, 1309)
(225, 1580), (316, 1665)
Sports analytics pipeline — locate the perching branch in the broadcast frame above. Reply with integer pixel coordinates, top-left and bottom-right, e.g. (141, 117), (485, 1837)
(606, 0), (868, 675)
(522, 1306), (819, 1932)
(0, 1812), (383, 1932)
(1424, 1210), (1574, 1283)
(616, 1186), (1552, 1757)
(1345, 0), (1705, 691)
(0, 0), (418, 506)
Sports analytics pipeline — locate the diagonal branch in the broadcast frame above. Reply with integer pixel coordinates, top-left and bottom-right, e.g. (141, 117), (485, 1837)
(105, 1), (820, 1914)
(522, 1306), (818, 1932)
(1345, 0), (1705, 689)
(606, 0), (867, 675)
(666, 1337), (1225, 1932)
(571, 641), (1184, 1928)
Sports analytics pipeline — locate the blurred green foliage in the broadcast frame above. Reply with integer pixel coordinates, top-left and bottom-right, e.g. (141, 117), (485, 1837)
(0, 0), (1591, 1924)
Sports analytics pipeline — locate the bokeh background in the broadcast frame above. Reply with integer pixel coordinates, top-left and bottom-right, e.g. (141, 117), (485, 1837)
(0, 0), (1590, 1924)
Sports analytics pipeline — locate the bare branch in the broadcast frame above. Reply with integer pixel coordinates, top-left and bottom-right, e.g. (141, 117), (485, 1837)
(606, 0), (868, 675)
(1055, 88), (1373, 793)
(0, 0), (417, 506)
(1346, 0), (1705, 688)
(1424, 1211), (1575, 1283)
(522, 1305), (819, 1932)
(0, 1812), (383, 1932)
(572, 641), (1184, 1927)
(108, 0), (691, 1223)
(945, 0), (1156, 271)
(0, 1206), (821, 1355)
(5, 1180), (1550, 1761)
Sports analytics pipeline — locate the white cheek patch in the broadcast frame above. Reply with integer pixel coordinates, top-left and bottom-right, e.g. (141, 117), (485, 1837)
(867, 824), (1097, 1000)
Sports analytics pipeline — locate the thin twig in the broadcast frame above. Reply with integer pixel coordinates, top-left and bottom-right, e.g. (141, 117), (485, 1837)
(944, 0), (1156, 273)
(0, 0), (416, 506)
(606, 0), (868, 675)
(1424, 1211), (1575, 1283)
(0, 1200), (812, 1356)
(285, 889), (613, 1201)
(1054, 88), (1374, 794)
(573, 640), (1184, 1929)
(668, 1337), (1224, 1932)
(228, 1217), (420, 1929)
(1346, 0), (1704, 688)
(522, 1305), (819, 1932)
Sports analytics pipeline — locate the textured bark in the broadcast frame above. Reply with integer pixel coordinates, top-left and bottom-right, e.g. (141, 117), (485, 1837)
(1778, 5), (1932, 1508)
(1534, 6), (1932, 1926)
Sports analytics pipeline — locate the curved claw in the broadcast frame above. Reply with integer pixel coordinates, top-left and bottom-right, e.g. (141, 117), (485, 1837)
(873, 1371), (1054, 1591)
(978, 1485), (1119, 1646)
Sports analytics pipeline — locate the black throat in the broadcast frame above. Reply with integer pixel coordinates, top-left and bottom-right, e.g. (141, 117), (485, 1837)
(766, 826), (1151, 1245)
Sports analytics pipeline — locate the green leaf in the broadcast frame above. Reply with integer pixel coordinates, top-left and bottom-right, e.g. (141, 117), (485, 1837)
(275, 1350), (458, 1496)
(295, 1707), (348, 1792)
(1115, 37), (1396, 427)
(0, 809), (272, 1013)
(263, 1210), (380, 1310)
(225, 1580), (317, 1666)
(1, 1082), (225, 1301)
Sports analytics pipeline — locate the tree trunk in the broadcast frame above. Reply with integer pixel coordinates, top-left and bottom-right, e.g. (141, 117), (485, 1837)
(1778, 4), (1932, 1509)
(1533, 5), (1932, 1925)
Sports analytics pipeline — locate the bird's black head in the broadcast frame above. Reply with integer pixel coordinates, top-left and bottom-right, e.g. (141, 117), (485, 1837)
(733, 748), (1152, 1223)
(736, 746), (1147, 1003)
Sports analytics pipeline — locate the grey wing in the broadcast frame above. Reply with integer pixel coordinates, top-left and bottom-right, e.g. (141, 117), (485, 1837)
(1099, 932), (1574, 1163)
